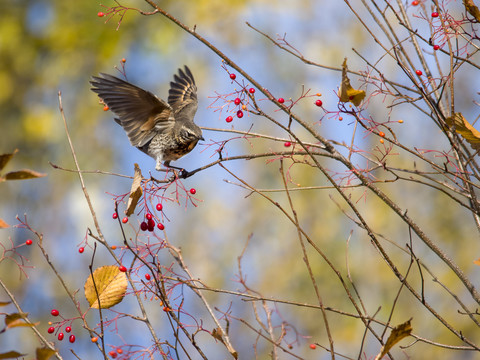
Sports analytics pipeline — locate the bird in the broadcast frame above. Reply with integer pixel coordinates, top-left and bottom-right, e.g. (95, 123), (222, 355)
(90, 66), (204, 172)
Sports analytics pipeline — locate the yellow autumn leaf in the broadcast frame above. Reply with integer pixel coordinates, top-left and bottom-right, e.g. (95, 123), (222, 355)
(474, 258), (480, 266)
(35, 347), (57, 360)
(4, 313), (37, 329)
(0, 219), (9, 229)
(375, 319), (412, 360)
(446, 112), (480, 150)
(0, 351), (27, 359)
(84, 265), (128, 309)
(125, 163), (143, 217)
(338, 57), (366, 106)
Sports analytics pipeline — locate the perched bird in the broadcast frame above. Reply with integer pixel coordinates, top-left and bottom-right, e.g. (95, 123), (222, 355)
(90, 66), (203, 171)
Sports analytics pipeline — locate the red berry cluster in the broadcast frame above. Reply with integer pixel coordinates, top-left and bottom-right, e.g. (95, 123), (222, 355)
(47, 310), (76, 343)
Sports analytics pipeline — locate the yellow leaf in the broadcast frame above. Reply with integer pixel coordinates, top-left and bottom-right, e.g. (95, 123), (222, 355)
(4, 169), (47, 180)
(0, 301), (11, 306)
(375, 319), (412, 360)
(35, 347), (57, 360)
(0, 149), (17, 172)
(464, 0), (480, 22)
(5, 313), (32, 329)
(474, 258), (480, 266)
(338, 58), (366, 106)
(125, 163), (143, 217)
(84, 265), (128, 309)
(0, 219), (9, 229)
(446, 112), (480, 150)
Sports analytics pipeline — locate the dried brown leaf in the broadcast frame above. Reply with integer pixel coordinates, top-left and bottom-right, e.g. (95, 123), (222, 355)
(446, 112), (480, 150)
(4, 169), (47, 181)
(125, 163), (143, 217)
(0, 301), (11, 307)
(338, 58), (366, 106)
(0, 150), (18, 173)
(0, 351), (26, 359)
(375, 319), (412, 360)
(464, 0), (480, 21)
(84, 265), (128, 309)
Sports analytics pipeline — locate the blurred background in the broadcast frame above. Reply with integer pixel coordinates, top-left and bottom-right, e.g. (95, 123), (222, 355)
(1, 0), (479, 359)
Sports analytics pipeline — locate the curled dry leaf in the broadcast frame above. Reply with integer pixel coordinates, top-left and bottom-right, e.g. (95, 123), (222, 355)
(84, 265), (128, 309)
(446, 112), (480, 151)
(464, 0), (480, 22)
(0, 350), (27, 359)
(5, 312), (36, 329)
(0, 149), (18, 172)
(338, 57), (366, 106)
(125, 163), (143, 217)
(375, 319), (412, 360)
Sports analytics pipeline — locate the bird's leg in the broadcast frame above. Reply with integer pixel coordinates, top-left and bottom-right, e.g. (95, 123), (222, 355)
(163, 161), (190, 179)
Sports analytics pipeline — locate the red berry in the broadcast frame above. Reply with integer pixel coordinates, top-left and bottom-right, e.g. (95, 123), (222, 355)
(157, 223), (165, 230)
(58, 333), (64, 341)
(284, 142), (291, 147)
(69, 335), (76, 343)
(122, 217), (128, 224)
(156, 203), (163, 211)
(119, 265), (127, 272)
(103, 105), (109, 111)
(140, 222), (148, 231)
(315, 99), (323, 107)
(379, 131), (385, 137)
(51, 309), (59, 317)
(97, 11), (105, 17)
(415, 70), (423, 76)
(278, 98), (285, 104)
(147, 218), (155, 231)
(112, 212), (118, 219)
(121, 58), (126, 63)
(78, 247), (84, 254)
(411, 0), (419, 5)
(109, 351), (117, 359)
(117, 349), (123, 354)
(25, 239), (33, 246)
(226, 116), (233, 123)
(234, 97), (241, 105)
(432, 12), (439, 17)
(237, 110), (244, 118)
(309, 344), (316, 350)
(189, 188), (196, 195)
(145, 274), (151, 280)
(47, 327), (55, 334)
(146, 213), (153, 220)
(433, 45), (440, 50)
(249, 88), (255, 94)
(230, 73), (236, 80)
(65, 326), (71, 333)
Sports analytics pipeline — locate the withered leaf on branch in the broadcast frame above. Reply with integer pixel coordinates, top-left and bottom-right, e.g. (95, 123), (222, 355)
(446, 112), (480, 151)
(4, 169), (47, 181)
(375, 319), (412, 360)
(464, 0), (480, 22)
(125, 163), (143, 217)
(84, 265), (128, 309)
(35, 347), (57, 360)
(0, 351), (27, 359)
(4, 312), (35, 329)
(338, 57), (366, 106)
(0, 149), (18, 172)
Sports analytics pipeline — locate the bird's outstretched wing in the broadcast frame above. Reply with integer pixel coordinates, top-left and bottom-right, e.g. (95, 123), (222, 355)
(90, 73), (175, 148)
(168, 66), (198, 123)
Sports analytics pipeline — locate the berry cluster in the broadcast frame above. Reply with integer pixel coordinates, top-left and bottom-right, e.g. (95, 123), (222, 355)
(47, 309), (76, 343)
